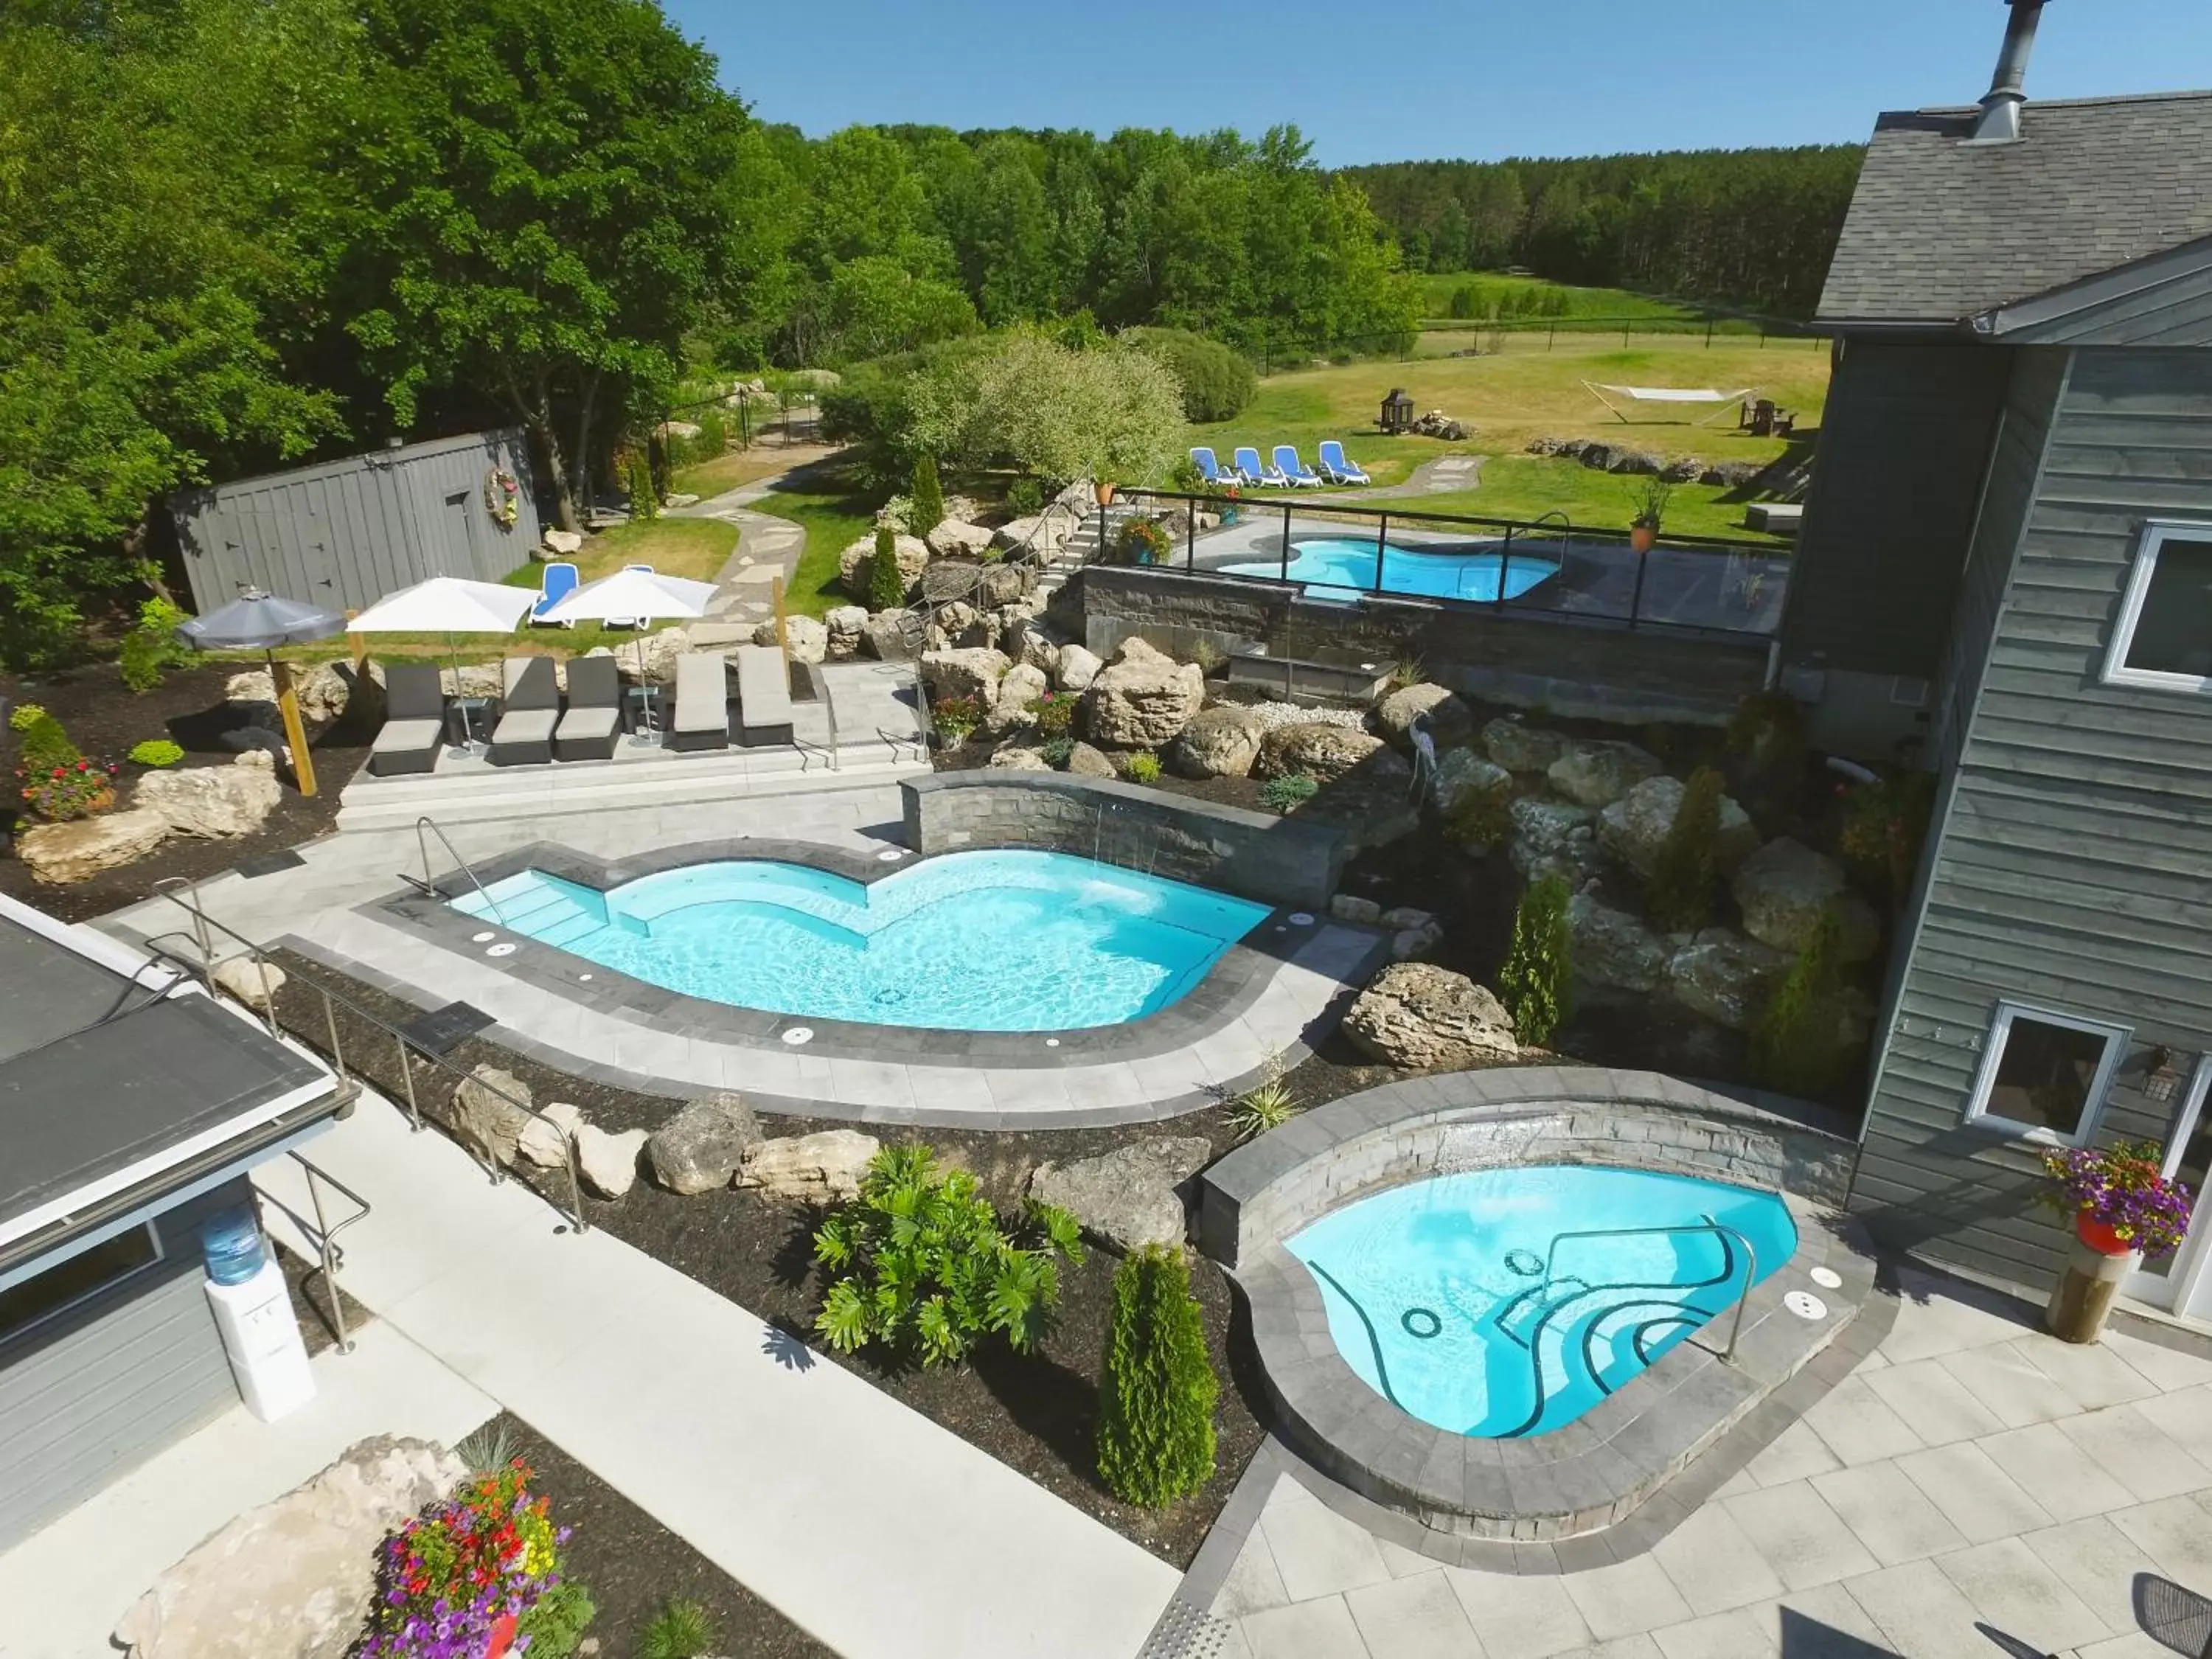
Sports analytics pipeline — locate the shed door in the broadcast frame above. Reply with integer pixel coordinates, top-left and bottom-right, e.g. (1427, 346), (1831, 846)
(439, 490), (481, 579)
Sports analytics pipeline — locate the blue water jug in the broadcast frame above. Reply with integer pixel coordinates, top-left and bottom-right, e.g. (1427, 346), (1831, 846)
(201, 1204), (267, 1286)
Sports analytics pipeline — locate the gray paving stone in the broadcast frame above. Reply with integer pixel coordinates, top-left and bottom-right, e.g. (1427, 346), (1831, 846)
(1216, 1526), (1295, 1621)
(1893, 1442), (2054, 1545)
(2110, 1493), (2212, 1585)
(2009, 1335), (2163, 1411)
(1650, 1503), (1784, 1615)
(1242, 1596), (1370, 1659)
(2020, 1514), (2168, 1636)
(1647, 1607), (1781, 1659)
(2054, 1403), (2212, 1503)
(1559, 1554), (1694, 1643)
(1836, 1560), (1989, 1659)
(1863, 1359), (2008, 1445)
(1261, 1491), (1394, 1601)
(1934, 1342), (2080, 1430)
(1930, 1536), (2108, 1654)
(1444, 1566), (1592, 1659)
(1975, 1421), (2137, 1522)
(1742, 1420), (1843, 1487)
(1808, 1461), (1967, 1565)
(1343, 1571), (1481, 1659)
(1798, 1376), (1924, 1468)
(1720, 1483), (1880, 1590)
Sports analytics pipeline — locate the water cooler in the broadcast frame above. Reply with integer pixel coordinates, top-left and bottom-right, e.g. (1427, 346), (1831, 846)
(201, 1203), (317, 1422)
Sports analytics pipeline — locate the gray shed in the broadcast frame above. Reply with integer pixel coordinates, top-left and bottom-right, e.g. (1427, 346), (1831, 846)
(170, 428), (543, 616)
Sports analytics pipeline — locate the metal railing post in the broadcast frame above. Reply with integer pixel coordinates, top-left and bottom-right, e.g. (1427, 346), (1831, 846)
(1629, 540), (1652, 629)
(1186, 500), (1196, 572)
(320, 987), (347, 1082)
(1497, 526), (1513, 611)
(1279, 501), (1291, 584)
(302, 1165), (352, 1354)
(394, 1033), (423, 1130)
(1374, 513), (1389, 594)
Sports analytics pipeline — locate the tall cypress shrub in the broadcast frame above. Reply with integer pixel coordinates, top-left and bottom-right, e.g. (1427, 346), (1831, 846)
(868, 526), (907, 612)
(1647, 767), (1725, 932)
(1499, 874), (1573, 1047)
(1748, 905), (1851, 1095)
(1097, 1245), (1219, 1508)
(911, 454), (946, 538)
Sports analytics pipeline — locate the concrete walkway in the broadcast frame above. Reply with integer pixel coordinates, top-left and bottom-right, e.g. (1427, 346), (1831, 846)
(1327, 453), (1485, 501)
(251, 1093), (1181, 1659)
(1202, 1266), (2212, 1659)
(672, 447), (839, 640)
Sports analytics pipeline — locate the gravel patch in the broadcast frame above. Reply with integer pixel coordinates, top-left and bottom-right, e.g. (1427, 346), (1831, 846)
(1240, 700), (1372, 731)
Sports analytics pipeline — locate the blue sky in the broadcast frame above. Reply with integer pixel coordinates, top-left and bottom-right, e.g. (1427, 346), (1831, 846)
(663, 0), (2212, 164)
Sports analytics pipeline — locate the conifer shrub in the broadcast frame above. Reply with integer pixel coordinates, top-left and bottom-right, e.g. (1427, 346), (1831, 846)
(119, 597), (191, 693)
(1498, 874), (1573, 1046)
(869, 525), (908, 612)
(911, 453), (946, 538)
(625, 451), (658, 520)
(1124, 751), (1161, 784)
(1096, 1245), (1220, 1508)
(1747, 905), (1856, 1096)
(1647, 766), (1725, 932)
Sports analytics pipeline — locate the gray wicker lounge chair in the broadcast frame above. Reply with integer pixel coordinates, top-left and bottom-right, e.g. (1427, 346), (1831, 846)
(669, 652), (731, 751)
(554, 655), (622, 761)
(368, 662), (447, 776)
(734, 645), (794, 748)
(489, 657), (559, 765)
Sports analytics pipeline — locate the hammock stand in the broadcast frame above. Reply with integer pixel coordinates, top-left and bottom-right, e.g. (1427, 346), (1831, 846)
(1582, 382), (1756, 427)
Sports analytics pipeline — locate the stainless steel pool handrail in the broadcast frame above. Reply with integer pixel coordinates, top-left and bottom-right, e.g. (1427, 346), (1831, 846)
(414, 815), (508, 925)
(1536, 1215), (1758, 1364)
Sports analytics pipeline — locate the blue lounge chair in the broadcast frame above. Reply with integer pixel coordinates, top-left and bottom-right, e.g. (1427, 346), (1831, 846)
(1317, 441), (1372, 486)
(531, 561), (578, 627)
(1191, 447), (1237, 489)
(1274, 445), (1325, 488)
(1234, 446), (1288, 488)
(607, 563), (655, 630)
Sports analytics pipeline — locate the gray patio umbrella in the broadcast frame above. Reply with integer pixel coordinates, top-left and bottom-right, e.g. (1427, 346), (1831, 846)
(174, 588), (349, 796)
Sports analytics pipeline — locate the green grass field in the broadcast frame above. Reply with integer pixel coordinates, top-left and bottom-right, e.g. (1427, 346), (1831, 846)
(749, 479), (883, 616)
(1413, 271), (1708, 322)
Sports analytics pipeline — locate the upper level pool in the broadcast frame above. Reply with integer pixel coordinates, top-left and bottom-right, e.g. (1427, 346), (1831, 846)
(448, 849), (1270, 1032)
(1220, 537), (1559, 604)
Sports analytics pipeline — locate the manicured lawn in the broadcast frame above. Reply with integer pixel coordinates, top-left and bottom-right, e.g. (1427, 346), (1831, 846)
(1394, 456), (1799, 545)
(669, 447), (806, 501)
(749, 480), (886, 617)
(1412, 271), (1714, 324)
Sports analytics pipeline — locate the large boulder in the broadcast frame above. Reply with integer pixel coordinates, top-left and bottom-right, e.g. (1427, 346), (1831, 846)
(442, 1063), (534, 1167)
(824, 605), (869, 656)
(984, 662), (1051, 734)
(647, 1093), (762, 1194)
(1668, 928), (1791, 1029)
(135, 765), (282, 840)
(515, 1100), (585, 1169)
(1375, 683), (1475, 748)
(1169, 704), (1268, 779)
(919, 647), (1010, 709)
(1596, 775), (1761, 880)
(1027, 1137), (1211, 1253)
(624, 626), (694, 684)
(1433, 749), (1512, 818)
(212, 955), (287, 1009)
(973, 562), (1031, 610)
(1509, 797), (1599, 887)
(1568, 894), (1670, 992)
(837, 532), (931, 598)
(751, 614), (829, 665)
(114, 1436), (466, 1659)
(220, 660), (378, 726)
(1004, 618), (1062, 676)
(1731, 838), (1883, 963)
(1065, 741), (1118, 779)
(988, 745), (1052, 771)
(1054, 643), (1103, 692)
(1253, 721), (1388, 783)
(15, 808), (171, 884)
(574, 1124), (648, 1199)
(1082, 638), (1205, 746)
(1548, 740), (1663, 807)
(925, 518), (995, 559)
(860, 611), (918, 662)
(1483, 717), (1568, 774)
(1342, 963), (1520, 1069)
(992, 513), (1073, 556)
(738, 1130), (880, 1203)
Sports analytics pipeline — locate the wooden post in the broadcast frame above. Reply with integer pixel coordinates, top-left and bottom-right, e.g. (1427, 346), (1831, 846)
(771, 574), (790, 663)
(274, 658), (318, 798)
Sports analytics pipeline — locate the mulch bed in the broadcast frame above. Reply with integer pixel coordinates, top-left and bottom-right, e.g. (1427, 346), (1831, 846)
(0, 660), (368, 923)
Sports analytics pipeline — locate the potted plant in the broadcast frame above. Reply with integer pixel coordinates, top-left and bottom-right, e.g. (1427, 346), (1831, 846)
(1094, 476), (1118, 507)
(1116, 516), (1172, 567)
(1627, 477), (1672, 553)
(2040, 1138), (2194, 1342)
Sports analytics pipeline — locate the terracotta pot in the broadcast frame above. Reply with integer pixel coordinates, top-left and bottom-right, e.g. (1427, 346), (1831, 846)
(2076, 1214), (2138, 1256)
(1630, 524), (1657, 554)
(1094, 481), (1117, 507)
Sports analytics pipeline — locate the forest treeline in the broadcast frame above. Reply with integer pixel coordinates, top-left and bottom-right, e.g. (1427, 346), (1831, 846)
(1345, 146), (1864, 319)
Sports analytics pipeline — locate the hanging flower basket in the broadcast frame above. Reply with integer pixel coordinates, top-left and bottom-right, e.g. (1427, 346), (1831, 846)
(2042, 1139), (2194, 1259)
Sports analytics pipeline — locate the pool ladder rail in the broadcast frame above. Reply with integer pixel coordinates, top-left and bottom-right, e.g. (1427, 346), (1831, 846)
(1528, 1214), (1759, 1364)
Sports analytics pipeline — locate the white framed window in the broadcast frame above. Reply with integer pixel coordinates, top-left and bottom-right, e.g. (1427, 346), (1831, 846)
(1962, 1001), (2130, 1146)
(2101, 521), (2212, 692)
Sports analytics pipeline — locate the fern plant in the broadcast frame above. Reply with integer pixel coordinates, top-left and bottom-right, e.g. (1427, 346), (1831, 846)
(1096, 1245), (1219, 1509)
(813, 1144), (1085, 1368)
(1498, 874), (1573, 1046)
(1647, 767), (1725, 932)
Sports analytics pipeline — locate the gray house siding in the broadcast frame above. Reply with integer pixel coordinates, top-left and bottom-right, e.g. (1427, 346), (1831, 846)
(0, 1181), (248, 1550)
(171, 429), (540, 616)
(1851, 347), (2212, 1288)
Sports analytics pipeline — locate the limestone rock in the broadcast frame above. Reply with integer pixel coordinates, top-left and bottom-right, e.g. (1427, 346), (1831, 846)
(1004, 618), (1062, 676)
(837, 532), (931, 598)
(1568, 894), (1669, 992)
(624, 627), (693, 685)
(1342, 963), (1520, 1069)
(1329, 894), (1382, 926)
(1169, 704), (1267, 779)
(574, 1124), (648, 1200)
(973, 562), (1031, 610)
(1596, 775), (1761, 880)
(1509, 796), (1599, 886)
(1483, 717), (1568, 774)
(1065, 741), (1117, 779)
(984, 663), (1051, 734)
(992, 513), (1073, 556)
(17, 808), (170, 883)
(1547, 740), (1663, 807)
(648, 1093), (762, 1194)
(114, 1436), (466, 1659)
(234, 749), (277, 771)
(919, 647), (1010, 709)
(925, 518), (995, 559)
(1027, 1137), (1211, 1252)
(750, 614), (829, 665)
(221, 660), (377, 726)
(1668, 928), (1791, 1029)
(824, 605), (869, 656)
(988, 745), (1051, 771)
(1082, 638), (1205, 746)
(1375, 683), (1475, 747)
(516, 1100), (585, 1169)
(1253, 721), (1387, 784)
(543, 527), (585, 555)
(211, 956), (286, 1009)
(1731, 838), (1882, 963)
(738, 1130), (880, 1203)
(1433, 749), (1512, 818)
(444, 1064), (533, 1167)
(1054, 643), (1103, 692)
(135, 765), (282, 839)
(860, 611), (918, 662)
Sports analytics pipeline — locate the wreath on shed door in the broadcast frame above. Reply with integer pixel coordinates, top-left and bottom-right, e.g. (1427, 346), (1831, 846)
(484, 467), (521, 530)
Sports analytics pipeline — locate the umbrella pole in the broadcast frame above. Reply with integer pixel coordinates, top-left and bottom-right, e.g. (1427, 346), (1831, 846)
(268, 650), (319, 799)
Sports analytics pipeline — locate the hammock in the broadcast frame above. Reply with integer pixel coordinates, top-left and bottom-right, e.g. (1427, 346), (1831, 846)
(1582, 382), (1755, 425)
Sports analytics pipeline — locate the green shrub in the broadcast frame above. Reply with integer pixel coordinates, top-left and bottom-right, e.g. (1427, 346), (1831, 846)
(869, 526), (908, 611)
(129, 738), (184, 768)
(119, 597), (190, 693)
(911, 453), (946, 538)
(10, 702), (78, 772)
(1005, 477), (1046, 516)
(625, 451), (658, 521)
(1129, 327), (1258, 423)
(1647, 767), (1725, 931)
(1166, 456), (1206, 494)
(1840, 770), (1935, 903)
(1096, 1245), (1220, 1509)
(1124, 751), (1162, 785)
(1039, 736), (1075, 768)
(813, 1144), (1084, 1368)
(517, 1581), (596, 1659)
(1259, 773), (1318, 814)
(639, 1600), (715, 1659)
(1228, 1056), (1300, 1142)
(1445, 779), (1512, 849)
(1499, 874), (1573, 1046)
(931, 695), (981, 745)
(1747, 906), (1857, 1096)
(1026, 690), (1077, 737)
(1726, 689), (1807, 779)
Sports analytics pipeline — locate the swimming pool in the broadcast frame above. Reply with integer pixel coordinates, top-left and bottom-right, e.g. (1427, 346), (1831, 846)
(1286, 1165), (1796, 1438)
(1220, 537), (1559, 603)
(448, 849), (1270, 1032)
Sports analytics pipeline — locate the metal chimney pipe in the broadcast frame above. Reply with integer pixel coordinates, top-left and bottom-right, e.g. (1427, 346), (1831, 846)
(1971, 0), (2047, 143)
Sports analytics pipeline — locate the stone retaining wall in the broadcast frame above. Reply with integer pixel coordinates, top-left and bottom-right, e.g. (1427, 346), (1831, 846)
(900, 771), (1349, 910)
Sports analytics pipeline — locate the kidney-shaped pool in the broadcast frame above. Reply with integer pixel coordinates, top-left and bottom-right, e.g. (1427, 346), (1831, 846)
(448, 849), (1270, 1032)
(1286, 1164), (1797, 1439)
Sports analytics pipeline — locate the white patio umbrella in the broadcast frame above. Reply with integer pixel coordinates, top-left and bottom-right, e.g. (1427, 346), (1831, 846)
(535, 570), (717, 728)
(346, 577), (536, 745)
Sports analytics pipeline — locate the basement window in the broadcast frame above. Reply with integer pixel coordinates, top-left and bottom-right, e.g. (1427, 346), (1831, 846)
(2104, 522), (2212, 691)
(1963, 1002), (2129, 1147)
(0, 1225), (164, 1348)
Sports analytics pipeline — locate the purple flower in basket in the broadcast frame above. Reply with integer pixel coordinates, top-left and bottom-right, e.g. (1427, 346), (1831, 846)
(2042, 1139), (2194, 1258)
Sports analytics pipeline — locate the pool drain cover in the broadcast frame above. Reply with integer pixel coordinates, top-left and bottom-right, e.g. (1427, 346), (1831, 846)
(781, 1026), (814, 1046)
(471, 931), (497, 944)
(1785, 1290), (1829, 1321)
(484, 942), (517, 958)
(1503, 1249), (1544, 1278)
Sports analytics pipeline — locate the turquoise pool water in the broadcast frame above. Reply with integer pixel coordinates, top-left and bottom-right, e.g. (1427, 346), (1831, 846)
(1220, 537), (1559, 602)
(448, 850), (1270, 1032)
(1286, 1165), (1796, 1438)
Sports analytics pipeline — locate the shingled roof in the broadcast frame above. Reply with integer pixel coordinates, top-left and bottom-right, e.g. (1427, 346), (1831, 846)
(1816, 90), (2212, 330)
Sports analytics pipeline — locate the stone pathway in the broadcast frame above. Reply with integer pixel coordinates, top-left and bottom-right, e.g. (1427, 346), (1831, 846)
(1326, 453), (1485, 501)
(250, 1091), (1181, 1659)
(671, 448), (836, 641)
(1201, 1266), (2212, 1658)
